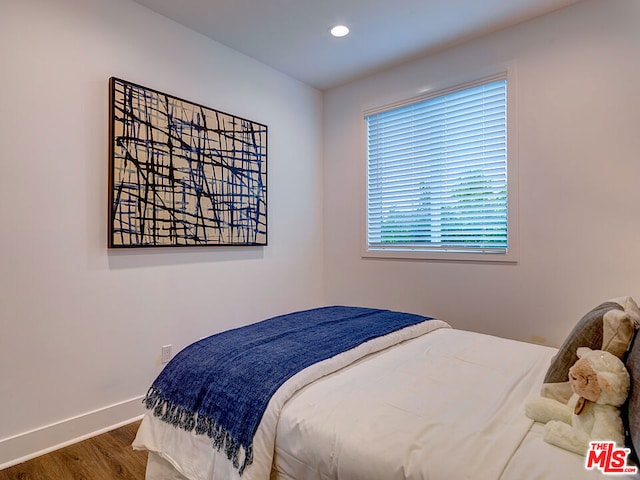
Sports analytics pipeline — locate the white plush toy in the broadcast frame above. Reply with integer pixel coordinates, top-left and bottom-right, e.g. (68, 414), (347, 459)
(526, 347), (630, 455)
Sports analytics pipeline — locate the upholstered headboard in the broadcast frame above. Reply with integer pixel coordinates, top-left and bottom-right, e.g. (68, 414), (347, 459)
(625, 331), (640, 459)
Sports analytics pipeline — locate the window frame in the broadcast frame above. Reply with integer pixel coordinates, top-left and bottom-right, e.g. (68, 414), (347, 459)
(361, 66), (519, 263)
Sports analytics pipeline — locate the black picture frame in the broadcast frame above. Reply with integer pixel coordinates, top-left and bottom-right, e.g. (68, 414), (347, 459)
(108, 77), (267, 248)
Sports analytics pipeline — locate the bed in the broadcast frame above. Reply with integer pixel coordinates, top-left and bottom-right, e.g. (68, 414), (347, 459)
(133, 301), (640, 480)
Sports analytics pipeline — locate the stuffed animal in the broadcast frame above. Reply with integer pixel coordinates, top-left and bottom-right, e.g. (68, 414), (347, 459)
(525, 347), (630, 456)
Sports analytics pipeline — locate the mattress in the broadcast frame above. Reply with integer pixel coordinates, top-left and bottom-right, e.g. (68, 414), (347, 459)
(135, 327), (633, 479)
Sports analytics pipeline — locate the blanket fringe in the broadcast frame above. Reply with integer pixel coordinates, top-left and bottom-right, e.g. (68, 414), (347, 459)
(143, 388), (253, 475)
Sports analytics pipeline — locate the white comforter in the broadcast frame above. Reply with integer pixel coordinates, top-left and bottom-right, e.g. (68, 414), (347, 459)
(272, 328), (557, 480)
(135, 324), (624, 480)
(134, 318), (450, 480)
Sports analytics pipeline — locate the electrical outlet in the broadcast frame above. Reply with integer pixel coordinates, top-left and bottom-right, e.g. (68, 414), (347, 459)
(161, 344), (172, 363)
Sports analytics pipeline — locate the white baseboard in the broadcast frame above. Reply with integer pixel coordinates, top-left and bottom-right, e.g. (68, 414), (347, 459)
(0, 395), (145, 470)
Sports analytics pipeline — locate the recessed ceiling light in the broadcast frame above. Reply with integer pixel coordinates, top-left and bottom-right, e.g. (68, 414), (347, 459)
(330, 25), (350, 38)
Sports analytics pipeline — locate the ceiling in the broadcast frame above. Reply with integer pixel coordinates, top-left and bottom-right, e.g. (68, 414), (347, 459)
(132, 0), (583, 90)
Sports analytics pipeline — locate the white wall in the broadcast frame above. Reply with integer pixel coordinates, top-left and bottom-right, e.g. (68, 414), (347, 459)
(323, 0), (640, 347)
(3, 0), (640, 468)
(0, 0), (323, 461)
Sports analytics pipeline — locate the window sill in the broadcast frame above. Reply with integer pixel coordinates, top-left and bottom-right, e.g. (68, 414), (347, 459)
(362, 247), (518, 264)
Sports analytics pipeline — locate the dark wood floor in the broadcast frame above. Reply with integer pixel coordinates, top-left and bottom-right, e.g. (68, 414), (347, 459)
(0, 421), (147, 480)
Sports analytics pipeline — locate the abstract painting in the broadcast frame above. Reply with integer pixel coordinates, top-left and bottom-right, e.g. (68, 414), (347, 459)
(108, 77), (267, 247)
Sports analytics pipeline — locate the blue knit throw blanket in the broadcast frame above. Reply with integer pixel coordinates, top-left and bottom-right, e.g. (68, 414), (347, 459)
(143, 306), (431, 475)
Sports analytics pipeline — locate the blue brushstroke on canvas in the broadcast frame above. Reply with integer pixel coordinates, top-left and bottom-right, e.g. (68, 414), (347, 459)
(110, 78), (267, 247)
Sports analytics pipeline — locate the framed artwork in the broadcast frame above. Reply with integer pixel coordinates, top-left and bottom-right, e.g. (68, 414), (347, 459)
(108, 77), (267, 248)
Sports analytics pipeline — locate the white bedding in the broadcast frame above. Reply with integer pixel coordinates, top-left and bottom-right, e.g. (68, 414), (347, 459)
(272, 328), (555, 479)
(133, 318), (450, 480)
(135, 326), (629, 480)
(501, 423), (614, 480)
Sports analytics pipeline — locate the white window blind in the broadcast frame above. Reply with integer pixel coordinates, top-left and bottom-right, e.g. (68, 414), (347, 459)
(365, 76), (509, 256)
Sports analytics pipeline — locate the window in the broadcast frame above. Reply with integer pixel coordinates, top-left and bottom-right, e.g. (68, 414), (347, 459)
(363, 71), (517, 262)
